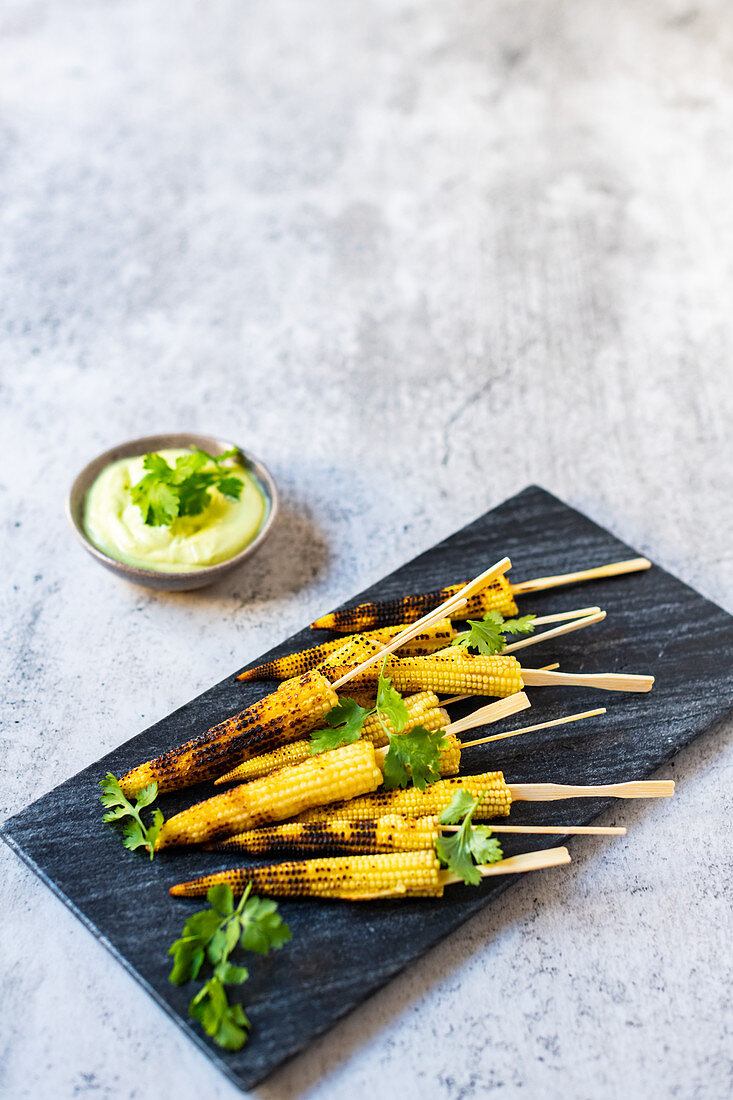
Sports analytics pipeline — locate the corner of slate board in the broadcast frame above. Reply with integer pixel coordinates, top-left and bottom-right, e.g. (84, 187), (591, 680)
(3, 486), (733, 1090)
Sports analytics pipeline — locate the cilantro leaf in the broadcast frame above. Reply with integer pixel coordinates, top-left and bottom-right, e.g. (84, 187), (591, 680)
(190, 977), (251, 1050)
(468, 826), (504, 866)
(438, 788), (479, 825)
(376, 670), (410, 733)
(129, 447), (246, 528)
(451, 611), (536, 655)
(239, 896), (292, 954)
(382, 725), (448, 791)
(168, 881), (290, 1051)
(309, 697), (369, 754)
(500, 614), (536, 636)
(435, 829), (483, 885)
(99, 773), (164, 860)
(434, 787), (505, 885)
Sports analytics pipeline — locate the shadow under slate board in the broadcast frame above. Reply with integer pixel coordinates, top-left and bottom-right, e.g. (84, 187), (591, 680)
(3, 486), (733, 1091)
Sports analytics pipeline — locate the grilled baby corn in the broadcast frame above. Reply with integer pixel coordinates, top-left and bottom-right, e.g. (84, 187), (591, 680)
(154, 739), (384, 849)
(210, 814), (441, 857)
(119, 670), (338, 797)
(155, 733), (462, 850)
(215, 692), (447, 785)
(237, 620), (455, 682)
(171, 850), (446, 900)
(310, 575), (518, 633)
(298, 772), (513, 823)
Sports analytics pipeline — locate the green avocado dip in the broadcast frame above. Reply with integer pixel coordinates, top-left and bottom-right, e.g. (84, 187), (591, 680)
(83, 448), (268, 572)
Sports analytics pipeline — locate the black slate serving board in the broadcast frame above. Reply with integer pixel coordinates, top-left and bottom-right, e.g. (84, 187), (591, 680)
(3, 486), (733, 1091)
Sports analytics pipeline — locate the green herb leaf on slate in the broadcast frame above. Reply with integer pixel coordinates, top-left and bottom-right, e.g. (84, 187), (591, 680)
(168, 882), (291, 1051)
(99, 773), (164, 860)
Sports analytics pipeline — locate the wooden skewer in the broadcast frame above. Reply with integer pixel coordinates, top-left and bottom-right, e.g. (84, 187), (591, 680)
(511, 557), (651, 596)
(440, 846), (571, 884)
(508, 780), (674, 800)
(331, 557), (511, 691)
(521, 669), (654, 693)
(440, 823), (626, 836)
(460, 707), (606, 747)
(531, 606), (601, 625)
(502, 610), (606, 654)
(444, 692), (531, 736)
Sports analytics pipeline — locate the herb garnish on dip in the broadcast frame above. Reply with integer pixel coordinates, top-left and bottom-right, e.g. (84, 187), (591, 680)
(83, 448), (267, 572)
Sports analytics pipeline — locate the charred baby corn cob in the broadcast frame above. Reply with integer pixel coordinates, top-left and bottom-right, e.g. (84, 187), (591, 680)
(154, 739), (384, 849)
(170, 850), (446, 900)
(210, 814), (441, 857)
(215, 692), (447, 785)
(119, 670), (337, 797)
(297, 771), (513, 823)
(237, 621), (455, 682)
(310, 575), (518, 633)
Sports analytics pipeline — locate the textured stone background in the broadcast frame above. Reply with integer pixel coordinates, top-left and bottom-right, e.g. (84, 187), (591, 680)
(1, 1), (732, 1098)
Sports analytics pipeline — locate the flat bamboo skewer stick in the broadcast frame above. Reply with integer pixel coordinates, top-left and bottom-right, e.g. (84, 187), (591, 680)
(521, 669), (654, 693)
(440, 823), (626, 836)
(502, 610), (606, 654)
(530, 606), (601, 626)
(511, 557), (651, 596)
(443, 692), (531, 735)
(508, 780), (674, 800)
(460, 707), (606, 747)
(332, 557), (511, 691)
(440, 846), (571, 884)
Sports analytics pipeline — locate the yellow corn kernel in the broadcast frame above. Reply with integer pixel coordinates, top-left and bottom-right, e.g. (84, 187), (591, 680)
(310, 574), (517, 633)
(215, 692), (445, 785)
(237, 621), (455, 682)
(297, 771), (512, 823)
(119, 670), (337, 797)
(170, 850), (445, 900)
(155, 739), (383, 849)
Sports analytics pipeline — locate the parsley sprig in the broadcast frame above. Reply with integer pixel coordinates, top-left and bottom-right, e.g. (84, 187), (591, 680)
(130, 447), (245, 527)
(99, 773), (164, 859)
(309, 659), (447, 791)
(435, 788), (504, 885)
(450, 611), (536, 655)
(169, 882), (291, 1050)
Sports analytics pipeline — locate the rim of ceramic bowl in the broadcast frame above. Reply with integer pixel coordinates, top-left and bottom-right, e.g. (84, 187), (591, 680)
(66, 433), (279, 587)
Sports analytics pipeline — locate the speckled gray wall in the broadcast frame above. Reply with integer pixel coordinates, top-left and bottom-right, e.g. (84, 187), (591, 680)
(1, 0), (732, 1098)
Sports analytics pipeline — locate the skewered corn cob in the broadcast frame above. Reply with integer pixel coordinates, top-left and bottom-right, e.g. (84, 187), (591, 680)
(297, 773), (672, 824)
(237, 621), (455, 682)
(209, 813), (626, 858)
(310, 558), (651, 633)
(311, 575), (518, 633)
(171, 850), (446, 900)
(388, 652), (524, 697)
(215, 692), (447, 785)
(298, 771), (513, 823)
(154, 739), (384, 849)
(119, 670), (338, 797)
(210, 814), (442, 856)
(170, 847), (572, 900)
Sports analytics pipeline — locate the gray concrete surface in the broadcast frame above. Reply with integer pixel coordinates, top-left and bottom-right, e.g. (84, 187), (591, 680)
(1, 0), (732, 1097)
